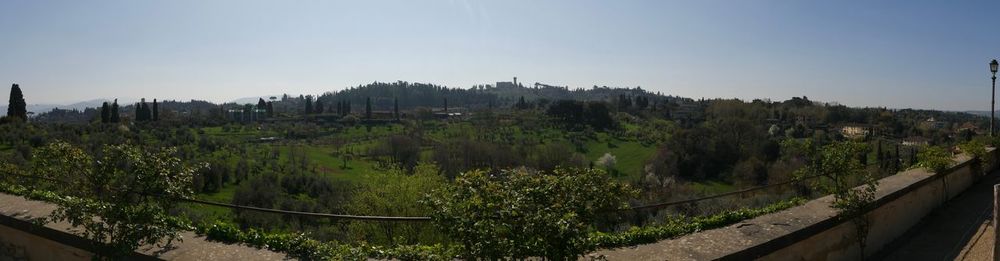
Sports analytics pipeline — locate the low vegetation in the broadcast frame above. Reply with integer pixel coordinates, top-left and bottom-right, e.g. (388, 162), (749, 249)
(0, 82), (991, 259)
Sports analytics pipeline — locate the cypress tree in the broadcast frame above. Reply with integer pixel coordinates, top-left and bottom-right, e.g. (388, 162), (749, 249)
(365, 97), (372, 119)
(6, 83), (26, 120)
(111, 99), (120, 123)
(875, 140), (883, 167)
(152, 99), (159, 121)
(137, 98), (150, 121)
(267, 101), (274, 117)
(135, 102), (142, 121)
(444, 97), (448, 112)
(101, 102), (110, 123)
(895, 144), (901, 170)
(305, 96), (313, 114)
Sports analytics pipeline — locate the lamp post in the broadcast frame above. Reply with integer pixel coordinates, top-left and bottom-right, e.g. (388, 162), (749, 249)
(991, 59), (998, 137)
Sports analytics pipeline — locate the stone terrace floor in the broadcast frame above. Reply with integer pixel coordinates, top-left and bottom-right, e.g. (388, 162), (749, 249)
(877, 170), (1000, 261)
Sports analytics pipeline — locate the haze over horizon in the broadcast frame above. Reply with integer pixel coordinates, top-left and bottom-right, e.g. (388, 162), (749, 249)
(2, 0), (999, 111)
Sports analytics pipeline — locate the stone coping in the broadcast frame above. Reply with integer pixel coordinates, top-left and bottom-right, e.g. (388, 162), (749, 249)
(590, 150), (995, 260)
(0, 193), (288, 260)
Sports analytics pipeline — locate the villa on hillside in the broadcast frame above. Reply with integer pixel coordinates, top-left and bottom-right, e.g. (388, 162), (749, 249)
(840, 125), (871, 138)
(902, 136), (930, 146)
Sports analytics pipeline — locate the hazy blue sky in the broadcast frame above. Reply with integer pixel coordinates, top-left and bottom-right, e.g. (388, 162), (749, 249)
(1, 0), (999, 110)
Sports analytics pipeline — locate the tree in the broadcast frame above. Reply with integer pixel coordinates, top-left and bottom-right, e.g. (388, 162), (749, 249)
(425, 168), (636, 260)
(135, 102), (143, 121)
(595, 152), (617, 174)
(314, 100), (324, 114)
(394, 97), (400, 120)
(444, 97), (449, 112)
(365, 97), (372, 119)
(796, 141), (878, 260)
(266, 101), (274, 117)
(152, 99), (159, 121)
(515, 96), (529, 110)
(346, 164), (446, 245)
(111, 99), (120, 123)
(136, 98), (151, 121)
(7, 83), (26, 120)
(304, 95), (313, 115)
(36, 142), (197, 259)
(101, 102), (110, 123)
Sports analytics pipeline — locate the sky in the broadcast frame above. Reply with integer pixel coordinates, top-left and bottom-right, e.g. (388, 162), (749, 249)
(1, 0), (999, 111)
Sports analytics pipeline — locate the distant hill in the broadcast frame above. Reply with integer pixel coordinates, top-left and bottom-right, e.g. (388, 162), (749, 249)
(230, 96), (283, 105)
(315, 81), (685, 111)
(1, 98), (129, 117)
(963, 111), (992, 117)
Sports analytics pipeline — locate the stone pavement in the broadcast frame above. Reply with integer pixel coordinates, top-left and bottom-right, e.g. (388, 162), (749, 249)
(877, 171), (1000, 261)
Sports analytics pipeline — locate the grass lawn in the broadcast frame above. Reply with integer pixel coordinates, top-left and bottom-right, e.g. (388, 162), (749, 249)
(584, 135), (657, 181)
(274, 144), (376, 183)
(690, 180), (737, 194)
(188, 185), (239, 221)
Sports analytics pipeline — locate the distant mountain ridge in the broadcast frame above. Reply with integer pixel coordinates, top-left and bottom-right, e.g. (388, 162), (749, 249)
(963, 111), (993, 117)
(0, 98), (131, 116)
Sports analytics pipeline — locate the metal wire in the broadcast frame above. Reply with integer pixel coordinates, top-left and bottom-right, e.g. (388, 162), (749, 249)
(0, 171), (821, 221)
(627, 174), (822, 211)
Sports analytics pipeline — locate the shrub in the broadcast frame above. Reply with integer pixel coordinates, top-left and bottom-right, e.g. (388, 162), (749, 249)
(33, 141), (198, 259)
(915, 146), (954, 173)
(959, 139), (988, 160)
(423, 168), (637, 260)
(795, 141), (878, 259)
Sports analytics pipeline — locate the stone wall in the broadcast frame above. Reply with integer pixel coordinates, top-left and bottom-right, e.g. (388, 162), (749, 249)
(0, 193), (285, 260)
(0, 222), (92, 261)
(756, 149), (995, 260)
(593, 148), (998, 260)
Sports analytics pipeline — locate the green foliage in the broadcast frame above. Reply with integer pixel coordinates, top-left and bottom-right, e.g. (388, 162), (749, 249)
(959, 138), (989, 160)
(795, 141), (878, 257)
(589, 198), (805, 248)
(423, 167), (637, 260)
(345, 163), (447, 245)
(37, 141), (197, 259)
(195, 221), (460, 261)
(915, 146), (954, 173)
(7, 83), (27, 120)
(0, 177), (806, 260)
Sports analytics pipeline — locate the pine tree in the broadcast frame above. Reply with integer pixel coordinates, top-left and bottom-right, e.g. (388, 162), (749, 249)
(315, 100), (324, 114)
(336, 101), (342, 115)
(101, 102), (110, 123)
(7, 83), (26, 120)
(152, 99), (159, 121)
(394, 98), (400, 120)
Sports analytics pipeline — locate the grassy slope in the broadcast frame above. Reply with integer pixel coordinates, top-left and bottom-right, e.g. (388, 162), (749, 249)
(584, 133), (657, 181)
